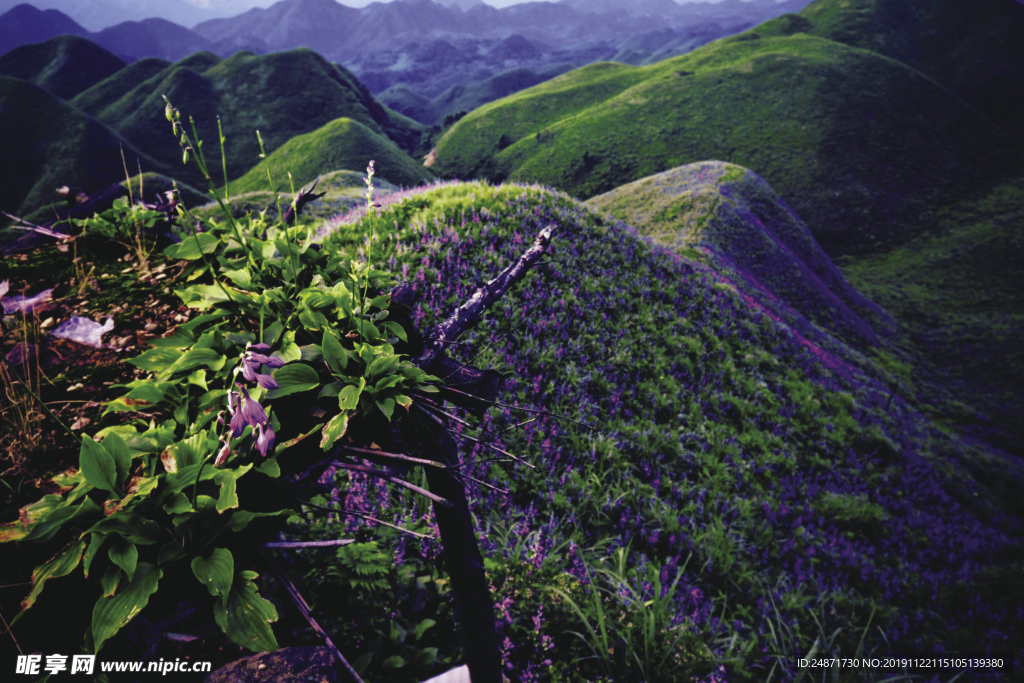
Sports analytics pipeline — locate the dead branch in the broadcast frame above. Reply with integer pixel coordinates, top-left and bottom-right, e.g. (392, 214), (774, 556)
(268, 557), (365, 683)
(337, 444), (447, 469)
(298, 499), (432, 539)
(331, 460), (454, 507)
(264, 539), (356, 549)
(415, 224), (554, 368)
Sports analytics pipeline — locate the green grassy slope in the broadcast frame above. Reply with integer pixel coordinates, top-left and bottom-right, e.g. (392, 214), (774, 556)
(842, 174), (1024, 451)
(70, 56), (172, 116)
(799, 0), (1024, 139)
(228, 117), (433, 195)
(84, 49), (425, 191)
(587, 160), (891, 350)
(433, 31), (1012, 258)
(0, 75), (172, 224)
(0, 35), (125, 100)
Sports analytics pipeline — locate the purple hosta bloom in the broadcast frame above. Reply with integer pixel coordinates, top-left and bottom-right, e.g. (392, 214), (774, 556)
(214, 439), (232, 467)
(236, 383), (267, 429)
(255, 422), (275, 458)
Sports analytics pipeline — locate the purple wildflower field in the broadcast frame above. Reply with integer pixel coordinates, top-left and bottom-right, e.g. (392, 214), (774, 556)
(309, 180), (1022, 681)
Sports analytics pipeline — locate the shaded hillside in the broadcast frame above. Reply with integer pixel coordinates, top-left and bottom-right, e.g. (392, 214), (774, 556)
(800, 0), (1024, 140)
(0, 3), (88, 56)
(843, 174), (1024, 453)
(587, 161), (892, 350)
(0, 75), (171, 222)
(78, 48), (425, 191)
(0, 34), (124, 99)
(227, 117), (434, 196)
(433, 31), (1012, 257)
(69, 56), (171, 113)
(381, 65), (576, 126)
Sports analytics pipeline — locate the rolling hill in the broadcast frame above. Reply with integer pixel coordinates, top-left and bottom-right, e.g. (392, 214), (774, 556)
(0, 34), (124, 99)
(800, 0), (1024, 139)
(432, 25), (1013, 257)
(0, 3), (88, 57)
(69, 47), (425, 192)
(227, 117), (434, 196)
(586, 161), (892, 350)
(0, 74), (172, 222)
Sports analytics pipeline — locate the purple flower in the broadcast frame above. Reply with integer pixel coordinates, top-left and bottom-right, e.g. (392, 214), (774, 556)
(247, 342), (271, 352)
(240, 357), (259, 382)
(247, 351), (285, 368)
(236, 384), (267, 428)
(254, 372), (279, 389)
(214, 440), (232, 466)
(255, 422), (275, 458)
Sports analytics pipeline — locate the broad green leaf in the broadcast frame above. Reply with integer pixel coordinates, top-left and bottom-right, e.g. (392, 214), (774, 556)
(357, 320), (381, 342)
(124, 382), (166, 406)
(91, 562), (162, 652)
(262, 320), (284, 346)
(394, 395), (413, 411)
(338, 377), (365, 411)
(413, 648), (439, 667)
(382, 656), (406, 669)
(367, 355), (401, 381)
(20, 538), (87, 611)
(161, 492), (193, 515)
(167, 432), (210, 471)
(376, 398), (396, 421)
(222, 269), (252, 288)
(299, 344), (323, 363)
(22, 497), (102, 544)
(148, 328), (197, 349)
(298, 307), (330, 332)
(255, 456), (280, 477)
(163, 348), (226, 378)
(227, 510), (287, 534)
(214, 571), (279, 652)
(108, 538), (138, 582)
(180, 309), (230, 333)
(318, 380), (344, 398)
(87, 511), (161, 546)
(274, 342), (302, 364)
(187, 369), (208, 391)
(266, 364), (319, 399)
(414, 618), (436, 641)
(127, 348), (183, 373)
(321, 329), (347, 374)
(320, 411), (350, 451)
(92, 424), (137, 443)
(158, 542), (186, 565)
(80, 436), (120, 497)
(212, 465), (251, 513)
(1, 494), (62, 542)
(198, 389), (228, 410)
(166, 462), (219, 493)
(168, 232), (219, 260)
(375, 375), (403, 392)
(101, 433), (132, 488)
(191, 548), (234, 598)
(272, 426), (318, 458)
(83, 533), (108, 577)
(382, 321), (408, 342)
(100, 565), (121, 597)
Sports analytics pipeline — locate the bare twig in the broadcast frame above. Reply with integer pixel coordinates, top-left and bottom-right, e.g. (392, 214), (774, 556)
(283, 176), (327, 226)
(267, 557), (364, 683)
(439, 386), (598, 432)
(0, 608), (22, 656)
(332, 461), (454, 507)
(264, 539), (356, 549)
(298, 499), (432, 539)
(416, 224), (554, 368)
(463, 474), (510, 497)
(337, 445), (448, 469)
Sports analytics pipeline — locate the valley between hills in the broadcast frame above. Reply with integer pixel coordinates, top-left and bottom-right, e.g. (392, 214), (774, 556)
(0, 1), (1022, 681)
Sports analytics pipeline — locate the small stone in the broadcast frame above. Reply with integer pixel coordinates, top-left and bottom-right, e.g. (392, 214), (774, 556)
(67, 382), (84, 392)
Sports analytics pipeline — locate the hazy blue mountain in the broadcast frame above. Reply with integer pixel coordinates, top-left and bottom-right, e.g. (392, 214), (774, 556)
(0, 4), (88, 56)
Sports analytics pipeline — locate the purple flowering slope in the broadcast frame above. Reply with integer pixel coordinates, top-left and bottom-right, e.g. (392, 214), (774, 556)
(312, 181), (1021, 682)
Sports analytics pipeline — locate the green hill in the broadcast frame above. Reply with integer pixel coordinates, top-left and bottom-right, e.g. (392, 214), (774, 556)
(228, 117), (434, 196)
(70, 56), (172, 116)
(381, 65), (576, 126)
(0, 75), (171, 224)
(81, 48), (425, 192)
(799, 0), (1024, 138)
(0, 35), (125, 100)
(587, 160), (891, 350)
(433, 30), (1012, 257)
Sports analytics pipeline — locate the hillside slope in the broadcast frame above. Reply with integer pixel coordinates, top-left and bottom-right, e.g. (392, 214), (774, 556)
(433, 29), (1012, 258)
(228, 117), (434, 195)
(0, 34), (124, 100)
(587, 161), (892, 350)
(0, 3), (89, 57)
(75, 48), (425, 191)
(800, 0), (1024, 139)
(312, 180), (1023, 679)
(0, 75), (171, 221)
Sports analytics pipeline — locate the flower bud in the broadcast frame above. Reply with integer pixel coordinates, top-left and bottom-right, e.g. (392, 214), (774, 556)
(182, 149), (190, 164)
(165, 104), (174, 122)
